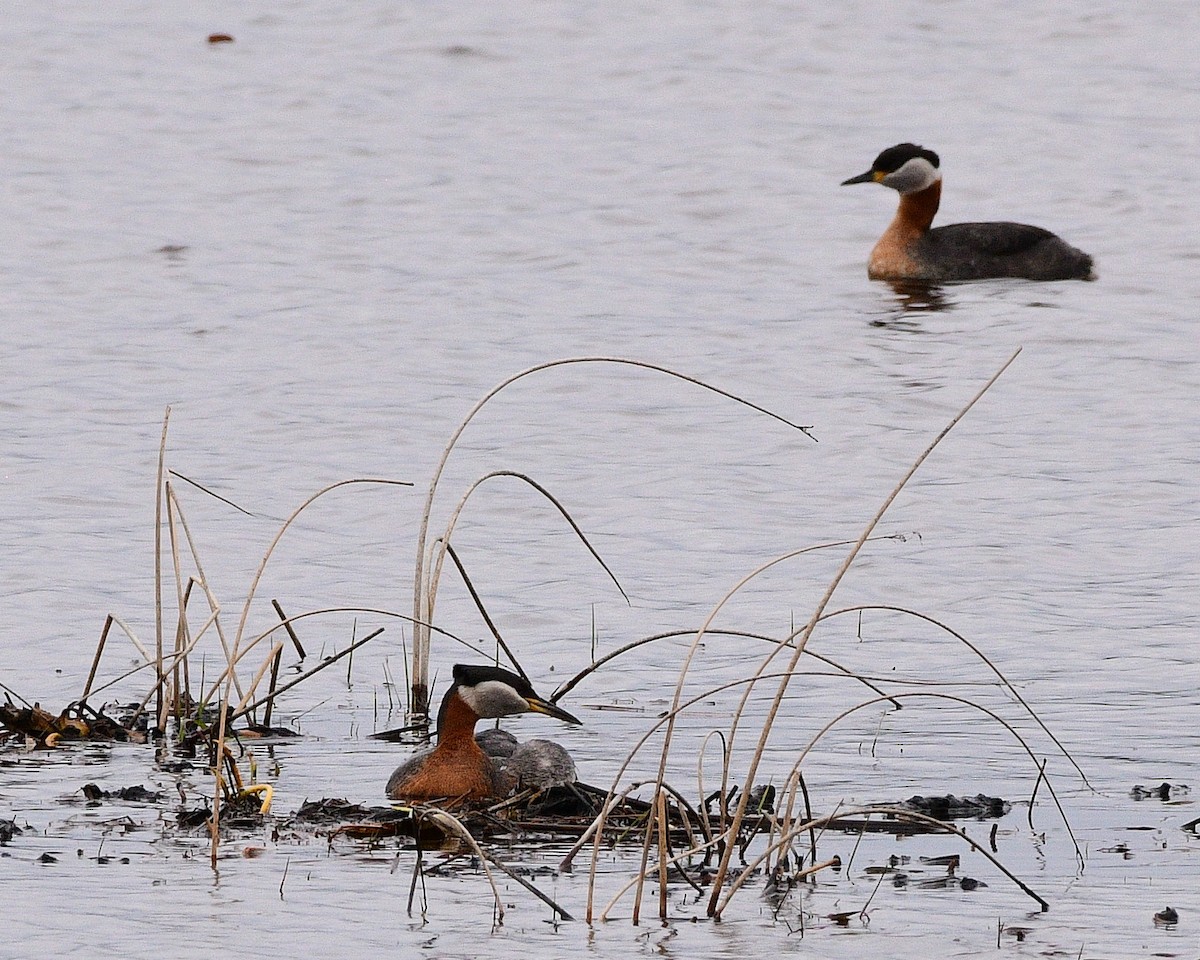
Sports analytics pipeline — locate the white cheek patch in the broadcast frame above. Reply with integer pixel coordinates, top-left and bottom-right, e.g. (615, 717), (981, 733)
(460, 680), (529, 718)
(882, 157), (941, 194)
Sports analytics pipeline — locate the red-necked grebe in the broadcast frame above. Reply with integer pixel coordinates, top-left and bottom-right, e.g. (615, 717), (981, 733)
(385, 663), (580, 802)
(842, 143), (1094, 282)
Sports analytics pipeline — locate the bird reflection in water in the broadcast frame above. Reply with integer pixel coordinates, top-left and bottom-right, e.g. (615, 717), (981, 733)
(870, 279), (953, 329)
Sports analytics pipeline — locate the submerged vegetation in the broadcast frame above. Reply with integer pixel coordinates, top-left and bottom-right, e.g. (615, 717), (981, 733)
(1, 351), (1089, 929)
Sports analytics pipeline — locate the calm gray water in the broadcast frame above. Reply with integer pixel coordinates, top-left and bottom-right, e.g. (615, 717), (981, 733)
(3, 2), (1198, 957)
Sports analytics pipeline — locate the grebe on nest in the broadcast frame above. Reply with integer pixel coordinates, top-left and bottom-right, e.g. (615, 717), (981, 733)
(386, 663), (580, 802)
(842, 143), (1094, 282)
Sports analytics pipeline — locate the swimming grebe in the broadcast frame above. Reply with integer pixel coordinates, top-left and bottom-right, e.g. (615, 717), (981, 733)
(842, 143), (1094, 282)
(385, 663), (580, 802)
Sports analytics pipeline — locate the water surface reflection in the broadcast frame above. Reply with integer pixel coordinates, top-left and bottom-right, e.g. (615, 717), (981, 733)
(4, 1), (1199, 958)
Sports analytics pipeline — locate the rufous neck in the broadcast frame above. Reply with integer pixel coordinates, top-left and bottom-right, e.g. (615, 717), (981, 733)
(896, 178), (941, 232)
(436, 689), (481, 746)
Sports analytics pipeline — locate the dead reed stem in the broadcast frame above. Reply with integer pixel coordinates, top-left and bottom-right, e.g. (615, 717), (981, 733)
(81, 614), (115, 703)
(473, 845), (574, 922)
(419, 809), (505, 927)
(168, 578), (195, 722)
(229, 478), (412, 676)
(263, 647), (283, 727)
(441, 542), (525, 679)
(715, 806), (1048, 916)
(772, 690), (1081, 866)
(704, 348), (1022, 916)
(271, 600), (307, 658)
(165, 485), (244, 708)
(229, 625), (384, 724)
(211, 681), (231, 870)
(822, 603), (1088, 786)
(645, 538), (905, 866)
(409, 356), (815, 717)
(656, 789), (669, 920)
(584, 670), (820, 920)
(424, 471), (628, 641)
(231, 640), (287, 718)
(153, 405), (170, 729)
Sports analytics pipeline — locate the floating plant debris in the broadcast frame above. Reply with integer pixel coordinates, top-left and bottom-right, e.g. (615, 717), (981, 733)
(81, 783), (164, 804)
(1131, 782), (1188, 801)
(892, 794), (1011, 820)
(1153, 905), (1178, 925)
(0, 701), (138, 745)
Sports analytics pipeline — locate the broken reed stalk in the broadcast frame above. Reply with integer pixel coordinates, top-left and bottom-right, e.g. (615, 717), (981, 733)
(263, 646), (283, 728)
(104, 607), (218, 727)
(473, 845), (574, 922)
(231, 640), (286, 720)
(703, 348), (1023, 916)
(96, 615), (154, 667)
(797, 771), (816, 868)
(271, 600), (307, 659)
(81, 614), (115, 703)
(409, 356), (816, 717)
(168, 469), (255, 517)
(154, 405), (171, 730)
(198, 604), (468, 720)
(406, 844), (426, 919)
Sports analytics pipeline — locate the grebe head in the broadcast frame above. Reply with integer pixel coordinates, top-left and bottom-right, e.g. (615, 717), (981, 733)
(442, 663), (581, 728)
(842, 143), (941, 195)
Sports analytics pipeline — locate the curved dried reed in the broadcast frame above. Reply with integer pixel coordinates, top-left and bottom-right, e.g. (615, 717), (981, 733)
(700, 348), (1022, 915)
(408, 356), (816, 714)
